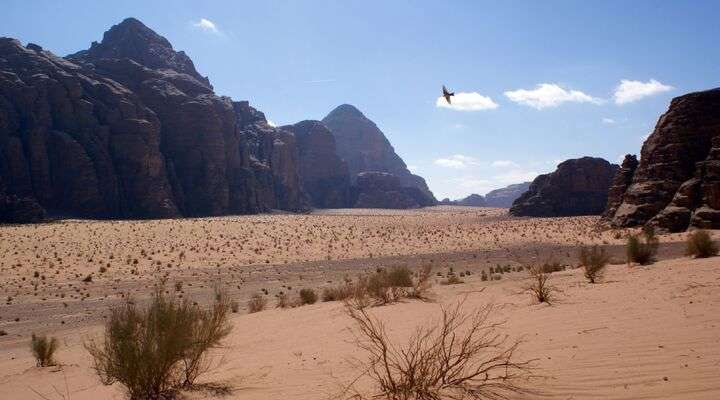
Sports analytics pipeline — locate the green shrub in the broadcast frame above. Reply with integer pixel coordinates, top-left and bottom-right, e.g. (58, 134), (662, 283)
(31, 333), (58, 367)
(685, 229), (718, 258)
(85, 287), (231, 398)
(627, 226), (659, 265)
(579, 245), (610, 283)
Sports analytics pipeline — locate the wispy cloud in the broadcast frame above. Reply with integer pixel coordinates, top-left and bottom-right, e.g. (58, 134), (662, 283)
(192, 18), (221, 35)
(436, 92), (499, 111)
(433, 154), (479, 169)
(304, 79), (337, 84)
(504, 83), (603, 109)
(491, 160), (518, 168)
(602, 117), (616, 124)
(613, 79), (673, 105)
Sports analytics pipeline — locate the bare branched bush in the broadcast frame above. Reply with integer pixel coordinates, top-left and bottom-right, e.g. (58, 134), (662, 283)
(579, 245), (610, 284)
(247, 294), (267, 313)
(525, 266), (555, 304)
(85, 286), (232, 399)
(31, 333), (58, 367)
(685, 229), (718, 258)
(626, 226), (659, 265)
(342, 300), (533, 399)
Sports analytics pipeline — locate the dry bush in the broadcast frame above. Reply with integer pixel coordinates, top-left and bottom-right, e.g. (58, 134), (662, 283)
(342, 300), (533, 399)
(322, 284), (355, 302)
(407, 265), (433, 301)
(247, 294), (267, 313)
(626, 226), (659, 265)
(539, 262), (565, 274)
(686, 229), (718, 258)
(276, 292), (290, 308)
(579, 245), (610, 284)
(85, 287), (232, 399)
(299, 288), (318, 305)
(525, 266), (555, 304)
(441, 274), (464, 285)
(31, 333), (58, 367)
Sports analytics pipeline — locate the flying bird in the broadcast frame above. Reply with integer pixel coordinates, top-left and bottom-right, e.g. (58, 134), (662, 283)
(442, 85), (455, 104)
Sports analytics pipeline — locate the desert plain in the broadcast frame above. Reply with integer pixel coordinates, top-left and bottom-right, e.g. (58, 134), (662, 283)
(0, 206), (718, 399)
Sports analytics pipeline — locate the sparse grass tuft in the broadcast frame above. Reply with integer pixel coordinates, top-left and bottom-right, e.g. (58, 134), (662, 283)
(248, 294), (267, 313)
(579, 245), (610, 284)
(685, 229), (718, 258)
(31, 333), (58, 367)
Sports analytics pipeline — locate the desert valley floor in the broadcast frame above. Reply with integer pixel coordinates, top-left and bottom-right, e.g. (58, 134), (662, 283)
(0, 206), (718, 399)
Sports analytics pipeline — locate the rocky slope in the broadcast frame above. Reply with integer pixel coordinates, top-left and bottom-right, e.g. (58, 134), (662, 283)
(351, 172), (434, 209)
(510, 157), (618, 217)
(601, 88), (720, 231)
(0, 18), (307, 222)
(439, 194), (487, 207)
(485, 182), (531, 208)
(281, 120), (350, 208)
(322, 104), (436, 204)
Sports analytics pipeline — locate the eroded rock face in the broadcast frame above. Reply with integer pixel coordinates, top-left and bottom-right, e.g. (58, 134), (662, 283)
(510, 157), (618, 217)
(601, 89), (720, 232)
(322, 104), (436, 203)
(484, 182), (531, 208)
(602, 155), (639, 221)
(0, 18), (308, 222)
(351, 172), (434, 209)
(282, 120), (350, 208)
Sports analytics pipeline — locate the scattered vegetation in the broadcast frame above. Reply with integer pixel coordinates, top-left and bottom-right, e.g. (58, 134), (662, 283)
(84, 285), (232, 399)
(298, 288), (318, 305)
(579, 245), (610, 284)
(248, 294), (267, 313)
(626, 226), (659, 265)
(342, 299), (533, 399)
(31, 333), (59, 367)
(685, 229), (718, 258)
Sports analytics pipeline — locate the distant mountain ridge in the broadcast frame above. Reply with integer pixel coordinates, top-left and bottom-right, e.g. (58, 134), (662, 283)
(439, 182), (531, 208)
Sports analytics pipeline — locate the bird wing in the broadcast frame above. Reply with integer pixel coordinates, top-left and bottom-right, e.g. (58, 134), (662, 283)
(442, 85), (449, 96)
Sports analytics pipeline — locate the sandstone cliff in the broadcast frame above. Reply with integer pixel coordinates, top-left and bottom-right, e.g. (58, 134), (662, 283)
(510, 157), (617, 217)
(601, 88), (720, 231)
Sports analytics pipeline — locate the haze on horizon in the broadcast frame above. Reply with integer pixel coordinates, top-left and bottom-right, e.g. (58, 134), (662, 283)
(3, 0), (718, 200)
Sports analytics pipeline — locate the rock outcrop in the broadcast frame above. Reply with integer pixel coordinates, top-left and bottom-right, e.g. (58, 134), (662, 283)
(0, 18), (308, 222)
(484, 182), (531, 208)
(322, 104), (436, 203)
(601, 155), (639, 220)
(510, 157), (618, 217)
(351, 172), (434, 209)
(282, 120), (350, 208)
(601, 89), (720, 231)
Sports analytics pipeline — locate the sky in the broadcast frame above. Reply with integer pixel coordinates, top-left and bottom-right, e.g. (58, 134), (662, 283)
(2, 1), (719, 200)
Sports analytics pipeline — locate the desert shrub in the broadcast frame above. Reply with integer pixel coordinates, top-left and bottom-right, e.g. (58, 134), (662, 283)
(525, 266), (554, 304)
(539, 262), (565, 274)
(342, 300), (532, 399)
(441, 274), (464, 285)
(579, 245), (610, 284)
(686, 229), (718, 258)
(85, 287), (232, 398)
(276, 292), (290, 308)
(322, 284), (354, 302)
(31, 333), (58, 367)
(248, 294), (267, 313)
(627, 226), (659, 265)
(407, 265), (433, 300)
(230, 300), (239, 313)
(299, 288), (318, 305)
(480, 270), (488, 281)
(385, 266), (413, 287)
(0, 329), (7, 336)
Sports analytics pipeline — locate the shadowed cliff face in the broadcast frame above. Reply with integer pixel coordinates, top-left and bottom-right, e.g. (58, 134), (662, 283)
(0, 18), (308, 221)
(510, 157), (618, 217)
(601, 88), (720, 232)
(322, 104), (436, 204)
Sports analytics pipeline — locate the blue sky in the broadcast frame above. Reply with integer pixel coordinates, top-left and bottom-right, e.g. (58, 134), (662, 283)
(3, 1), (719, 199)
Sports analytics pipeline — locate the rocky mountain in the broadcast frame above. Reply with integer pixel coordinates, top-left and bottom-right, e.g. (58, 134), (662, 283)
(439, 194), (487, 207)
(484, 182), (531, 208)
(601, 88), (720, 231)
(351, 172), (435, 209)
(281, 120), (350, 208)
(510, 157), (618, 217)
(322, 104), (436, 204)
(0, 18), (309, 222)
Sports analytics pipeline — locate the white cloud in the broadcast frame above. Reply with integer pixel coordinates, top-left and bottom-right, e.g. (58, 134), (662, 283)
(436, 92), (499, 111)
(433, 154), (479, 169)
(491, 160), (517, 168)
(504, 83), (603, 109)
(602, 117), (616, 124)
(192, 18), (220, 34)
(266, 119), (277, 127)
(614, 79), (673, 105)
